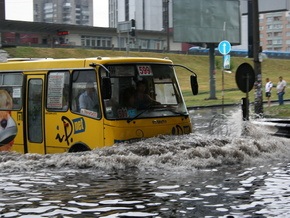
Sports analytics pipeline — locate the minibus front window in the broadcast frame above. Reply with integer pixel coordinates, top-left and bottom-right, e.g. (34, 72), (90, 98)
(103, 64), (188, 120)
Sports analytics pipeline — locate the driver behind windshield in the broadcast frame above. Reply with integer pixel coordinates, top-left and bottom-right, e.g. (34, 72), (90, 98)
(135, 80), (160, 109)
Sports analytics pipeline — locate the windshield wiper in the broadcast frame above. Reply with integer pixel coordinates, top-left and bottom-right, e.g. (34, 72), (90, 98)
(169, 109), (188, 116)
(127, 105), (155, 123)
(127, 105), (188, 123)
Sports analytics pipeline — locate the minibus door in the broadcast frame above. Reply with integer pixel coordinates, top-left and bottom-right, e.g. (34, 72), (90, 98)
(24, 75), (46, 154)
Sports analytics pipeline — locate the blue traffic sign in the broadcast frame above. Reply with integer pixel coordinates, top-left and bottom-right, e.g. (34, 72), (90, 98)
(218, 40), (231, 55)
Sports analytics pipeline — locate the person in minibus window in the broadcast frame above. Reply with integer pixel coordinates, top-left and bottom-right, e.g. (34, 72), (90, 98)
(122, 87), (136, 108)
(135, 80), (160, 109)
(122, 87), (137, 117)
(79, 82), (99, 112)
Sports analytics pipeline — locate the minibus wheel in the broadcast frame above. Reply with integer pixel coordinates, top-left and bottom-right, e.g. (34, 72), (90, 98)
(69, 143), (91, 153)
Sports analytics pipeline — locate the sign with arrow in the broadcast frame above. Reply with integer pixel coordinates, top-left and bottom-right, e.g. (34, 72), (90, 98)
(218, 40), (231, 55)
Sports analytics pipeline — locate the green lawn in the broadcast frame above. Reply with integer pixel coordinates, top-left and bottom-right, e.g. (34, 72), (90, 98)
(263, 104), (290, 118)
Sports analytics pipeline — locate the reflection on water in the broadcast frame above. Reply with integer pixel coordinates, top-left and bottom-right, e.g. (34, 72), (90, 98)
(1, 106), (290, 217)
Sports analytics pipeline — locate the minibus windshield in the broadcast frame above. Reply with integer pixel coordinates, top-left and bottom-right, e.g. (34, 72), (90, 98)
(103, 64), (188, 120)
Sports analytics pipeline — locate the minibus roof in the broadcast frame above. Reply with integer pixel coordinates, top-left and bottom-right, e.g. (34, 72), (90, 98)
(0, 57), (173, 71)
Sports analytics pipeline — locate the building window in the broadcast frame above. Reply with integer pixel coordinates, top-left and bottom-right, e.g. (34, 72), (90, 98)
(274, 32), (282, 37)
(268, 24), (283, 30)
(273, 39), (282, 45)
(266, 17), (273, 22)
(81, 36), (112, 48)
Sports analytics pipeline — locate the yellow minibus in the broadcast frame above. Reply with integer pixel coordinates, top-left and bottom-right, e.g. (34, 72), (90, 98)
(0, 57), (198, 154)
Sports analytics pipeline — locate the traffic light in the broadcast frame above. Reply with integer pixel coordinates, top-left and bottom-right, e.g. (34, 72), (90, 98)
(129, 29), (135, 37)
(131, 19), (135, 28)
(130, 19), (136, 37)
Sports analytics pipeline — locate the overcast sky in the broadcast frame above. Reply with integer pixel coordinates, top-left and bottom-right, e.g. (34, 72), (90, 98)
(5, 0), (109, 27)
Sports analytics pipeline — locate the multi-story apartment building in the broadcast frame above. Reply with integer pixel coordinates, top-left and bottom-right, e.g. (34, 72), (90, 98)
(259, 11), (290, 51)
(241, 0), (290, 51)
(33, 0), (93, 26)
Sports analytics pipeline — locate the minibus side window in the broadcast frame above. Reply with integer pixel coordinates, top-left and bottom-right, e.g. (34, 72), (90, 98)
(71, 70), (101, 119)
(28, 79), (43, 143)
(0, 73), (23, 110)
(46, 71), (70, 111)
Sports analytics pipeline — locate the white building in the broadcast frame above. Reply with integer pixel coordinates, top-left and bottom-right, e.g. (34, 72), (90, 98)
(109, 0), (172, 31)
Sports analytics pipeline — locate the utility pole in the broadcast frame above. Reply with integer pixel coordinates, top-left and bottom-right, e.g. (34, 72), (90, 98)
(166, 0), (170, 52)
(247, 0), (253, 58)
(0, 0), (5, 48)
(0, 0), (4, 21)
(208, 43), (217, 99)
(252, 0), (263, 115)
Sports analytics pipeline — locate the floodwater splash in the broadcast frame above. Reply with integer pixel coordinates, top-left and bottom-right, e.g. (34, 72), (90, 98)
(0, 123), (289, 173)
(0, 108), (288, 173)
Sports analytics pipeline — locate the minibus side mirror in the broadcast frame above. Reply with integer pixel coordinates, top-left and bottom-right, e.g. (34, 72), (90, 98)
(190, 75), (198, 95)
(101, 77), (112, 99)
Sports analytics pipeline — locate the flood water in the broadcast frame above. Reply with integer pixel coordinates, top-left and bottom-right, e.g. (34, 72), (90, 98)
(1, 106), (290, 217)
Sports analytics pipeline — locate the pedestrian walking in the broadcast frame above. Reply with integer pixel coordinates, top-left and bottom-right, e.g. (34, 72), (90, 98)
(277, 76), (287, 105)
(265, 78), (273, 107)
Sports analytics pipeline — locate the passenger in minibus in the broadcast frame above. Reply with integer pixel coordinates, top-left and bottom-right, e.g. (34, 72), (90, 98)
(79, 82), (99, 112)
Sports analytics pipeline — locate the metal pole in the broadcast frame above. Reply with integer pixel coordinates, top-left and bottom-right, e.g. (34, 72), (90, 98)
(118, 32), (121, 51)
(252, 0), (263, 115)
(245, 72), (250, 120)
(126, 31), (129, 56)
(222, 57), (224, 114)
(247, 0), (253, 58)
(208, 43), (217, 99)
(0, 0), (4, 48)
(166, 0), (170, 52)
(0, 0), (5, 21)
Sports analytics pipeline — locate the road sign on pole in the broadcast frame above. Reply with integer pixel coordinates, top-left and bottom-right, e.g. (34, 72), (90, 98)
(218, 40), (231, 55)
(117, 21), (131, 33)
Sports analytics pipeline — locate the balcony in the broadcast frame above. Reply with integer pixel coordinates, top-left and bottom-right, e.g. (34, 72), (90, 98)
(63, 3), (71, 8)
(82, 11), (89, 16)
